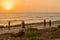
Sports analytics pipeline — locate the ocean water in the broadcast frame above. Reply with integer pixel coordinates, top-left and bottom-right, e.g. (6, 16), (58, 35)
(0, 12), (60, 26)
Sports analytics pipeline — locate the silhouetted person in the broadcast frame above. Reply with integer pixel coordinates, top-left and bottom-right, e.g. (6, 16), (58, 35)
(49, 20), (52, 27)
(44, 19), (46, 28)
(21, 20), (25, 35)
(21, 20), (25, 29)
(43, 19), (46, 29)
(8, 21), (10, 30)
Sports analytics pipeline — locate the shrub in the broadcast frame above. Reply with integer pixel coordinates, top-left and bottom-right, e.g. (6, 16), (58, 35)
(11, 31), (24, 37)
(57, 25), (60, 28)
(24, 31), (40, 37)
(26, 27), (38, 31)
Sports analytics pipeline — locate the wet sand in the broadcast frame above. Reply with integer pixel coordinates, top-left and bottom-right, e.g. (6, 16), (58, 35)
(26, 21), (60, 29)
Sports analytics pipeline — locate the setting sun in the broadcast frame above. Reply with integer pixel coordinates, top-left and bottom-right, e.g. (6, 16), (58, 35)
(2, 0), (14, 10)
(4, 2), (11, 10)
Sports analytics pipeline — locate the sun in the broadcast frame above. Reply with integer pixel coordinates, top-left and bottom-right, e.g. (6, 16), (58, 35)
(2, 1), (13, 10)
(4, 2), (11, 10)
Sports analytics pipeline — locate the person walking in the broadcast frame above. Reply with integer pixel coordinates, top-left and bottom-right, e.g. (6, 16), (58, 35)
(21, 20), (25, 29)
(43, 19), (46, 29)
(8, 21), (10, 30)
(20, 20), (25, 36)
(49, 20), (52, 28)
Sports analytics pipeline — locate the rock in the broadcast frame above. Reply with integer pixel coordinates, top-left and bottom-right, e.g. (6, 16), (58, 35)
(57, 25), (60, 28)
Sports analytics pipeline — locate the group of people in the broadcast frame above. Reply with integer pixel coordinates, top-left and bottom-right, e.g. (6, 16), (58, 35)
(44, 19), (52, 28)
(8, 20), (25, 30)
(20, 19), (52, 29)
(8, 19), (52, 30)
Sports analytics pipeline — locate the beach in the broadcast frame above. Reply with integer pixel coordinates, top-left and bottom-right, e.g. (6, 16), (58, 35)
(0, 0), (60, 39)
(0, 20), (59, 34)
(0, 13), (59, 40)
(0, 20), (59, 40)
(26, 21), (60, 29)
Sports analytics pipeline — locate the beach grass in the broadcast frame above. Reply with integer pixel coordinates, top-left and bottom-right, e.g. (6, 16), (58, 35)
(25, 28), (40, 37)
(0, 26), (60, 40)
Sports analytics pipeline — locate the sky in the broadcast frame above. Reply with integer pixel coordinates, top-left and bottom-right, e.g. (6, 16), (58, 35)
(0, 0), (60, 12)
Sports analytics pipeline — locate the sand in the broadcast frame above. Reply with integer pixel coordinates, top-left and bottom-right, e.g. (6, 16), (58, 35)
(0, 21), (59, 40)
(0, 21), (59, 34)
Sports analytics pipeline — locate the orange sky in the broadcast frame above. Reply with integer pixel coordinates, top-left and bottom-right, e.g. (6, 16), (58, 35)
(0, 0), (60, 12)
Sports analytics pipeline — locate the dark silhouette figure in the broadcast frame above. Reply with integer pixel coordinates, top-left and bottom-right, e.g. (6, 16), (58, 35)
(21, 20), (25, 29)
(8, 21), (10, 30)
(21, 20), (25, 36)
(49, 20), (52, 27)
(44, 19), (46, 28)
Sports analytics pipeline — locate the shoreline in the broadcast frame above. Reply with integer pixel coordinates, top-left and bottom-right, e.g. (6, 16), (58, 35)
(0, 20), (60, 26)
(0, 20), (59, 28)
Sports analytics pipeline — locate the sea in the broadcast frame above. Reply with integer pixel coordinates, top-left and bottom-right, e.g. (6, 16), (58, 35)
(0, 12), (60, 26)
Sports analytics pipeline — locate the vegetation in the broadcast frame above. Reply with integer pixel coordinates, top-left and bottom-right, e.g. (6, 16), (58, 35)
(10, 28), (40, 37)
(24, 31), (40, 37)
(0, 26), (60, 40)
